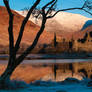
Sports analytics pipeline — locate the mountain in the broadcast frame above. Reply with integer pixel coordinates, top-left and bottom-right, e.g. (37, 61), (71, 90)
(81, 20), (92, 30)
(16, 10), (92, 39)
(1, 6), (92, 54)
(0, 6), (54, 47)
(74, 25), (92, 39)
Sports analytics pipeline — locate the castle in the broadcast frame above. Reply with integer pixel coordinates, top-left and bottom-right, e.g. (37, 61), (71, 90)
(52, 62), (92, 79)
(73, 32), (92, 52)
(52, 32), (92, 53)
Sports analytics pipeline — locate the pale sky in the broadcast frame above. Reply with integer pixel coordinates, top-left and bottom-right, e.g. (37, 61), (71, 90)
(0, 0), (92, 18)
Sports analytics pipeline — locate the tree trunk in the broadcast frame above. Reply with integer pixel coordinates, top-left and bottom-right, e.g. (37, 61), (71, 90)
(0, 59), (16, 89)
(0, 67), (14, 80)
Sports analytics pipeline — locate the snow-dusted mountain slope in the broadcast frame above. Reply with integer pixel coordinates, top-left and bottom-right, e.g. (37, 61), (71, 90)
(16, 11), (92, 34)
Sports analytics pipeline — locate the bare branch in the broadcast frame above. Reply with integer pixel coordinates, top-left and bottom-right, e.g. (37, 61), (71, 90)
(15, 17), (46, 66)
(46, 0), (57, 16)
(42, 0), (55, 11)
(82, 8), (92, 15)
(32, 8), (42, 19)
(31, 0), (57, 22)
(84, 0), (92, 10)
(47, 0), (92, 19)
(15, 0), (41, 53)
(47, 7), (83, 19)
(15, 0), (59, 66)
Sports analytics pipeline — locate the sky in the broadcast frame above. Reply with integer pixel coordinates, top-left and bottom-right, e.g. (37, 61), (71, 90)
(0, 0), (92, 18)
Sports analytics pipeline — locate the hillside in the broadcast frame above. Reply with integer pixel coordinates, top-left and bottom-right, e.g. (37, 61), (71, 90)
(0, 6), (53, 47)
(16, 10), (92, 39)
(74, 25), (92, 39)
(1, 6), (92, 54)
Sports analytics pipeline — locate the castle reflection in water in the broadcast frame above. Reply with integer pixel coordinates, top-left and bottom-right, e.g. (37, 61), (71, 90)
(52, 61), (92, 79)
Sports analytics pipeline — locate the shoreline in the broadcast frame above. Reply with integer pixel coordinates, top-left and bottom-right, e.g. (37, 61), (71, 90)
(0, 53), (92, 60)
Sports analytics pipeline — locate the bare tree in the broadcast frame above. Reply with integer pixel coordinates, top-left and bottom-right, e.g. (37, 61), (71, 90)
(0, 0), (58, 86)
(0, 0), (92, 88)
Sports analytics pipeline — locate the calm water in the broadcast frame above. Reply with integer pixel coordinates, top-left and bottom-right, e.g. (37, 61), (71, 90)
(0, 59), (92, 64)
(1, 55), (92, 81)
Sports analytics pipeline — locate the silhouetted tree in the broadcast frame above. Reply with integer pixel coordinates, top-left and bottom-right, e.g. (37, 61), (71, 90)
(54, 33), (57, 48)
(78, 33), (88, 43)
(53, 33), (57, 79)
(63, 38), (65, 43)
(69, 42), (73, 49)
(89, 31), (92, 37)
(69, 63), (74, 76)
(1, 0), (92, 88)
(38, 44), (47, 53)
(90, 74), (92, 79)
(69, 37), (74, 52)
(53, 64), (58, 79)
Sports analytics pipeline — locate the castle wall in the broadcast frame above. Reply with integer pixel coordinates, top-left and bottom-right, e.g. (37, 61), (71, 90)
(73, 34), (92, 52)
